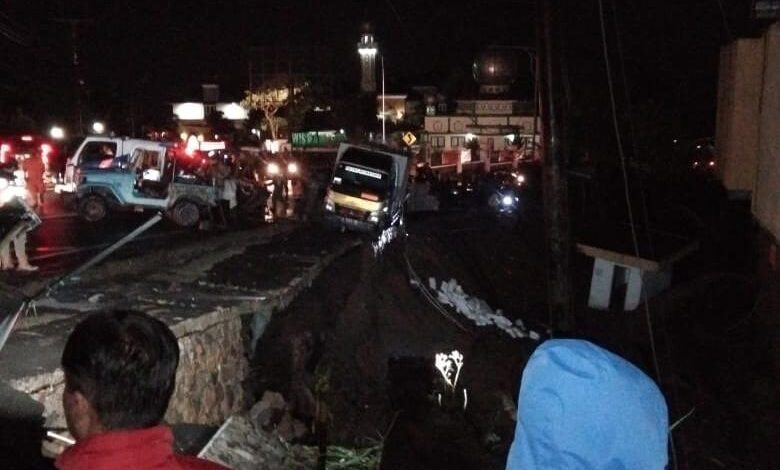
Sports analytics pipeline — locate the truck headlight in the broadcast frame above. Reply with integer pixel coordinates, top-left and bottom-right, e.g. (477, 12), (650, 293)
(369, 205), (387, 224)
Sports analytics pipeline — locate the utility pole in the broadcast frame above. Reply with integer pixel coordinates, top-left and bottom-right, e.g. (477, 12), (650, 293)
(52, 17), (93, 135)
(538, 0), (574, 332)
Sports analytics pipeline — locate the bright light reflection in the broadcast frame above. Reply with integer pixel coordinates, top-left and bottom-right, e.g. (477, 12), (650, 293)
(50, 126), (65, 140)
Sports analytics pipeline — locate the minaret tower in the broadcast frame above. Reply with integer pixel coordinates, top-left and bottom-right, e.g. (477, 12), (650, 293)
(357, 26), (378, 93)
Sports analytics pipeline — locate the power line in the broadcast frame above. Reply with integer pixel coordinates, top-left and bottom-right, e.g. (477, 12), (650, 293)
(713, 0), (733, 42)
(597, 0), (678, 467)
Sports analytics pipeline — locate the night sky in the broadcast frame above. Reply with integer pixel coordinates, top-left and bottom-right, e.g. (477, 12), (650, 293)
(0, 0), (758, 138)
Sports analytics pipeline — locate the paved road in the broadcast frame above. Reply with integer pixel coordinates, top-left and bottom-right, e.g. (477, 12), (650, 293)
(19, 194), (268, 277)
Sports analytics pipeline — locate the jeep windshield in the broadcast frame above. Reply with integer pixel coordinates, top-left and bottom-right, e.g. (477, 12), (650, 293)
(333, 148), (392, 197)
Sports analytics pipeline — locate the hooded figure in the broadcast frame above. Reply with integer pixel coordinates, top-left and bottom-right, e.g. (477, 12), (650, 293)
(506, 339), (669, 470)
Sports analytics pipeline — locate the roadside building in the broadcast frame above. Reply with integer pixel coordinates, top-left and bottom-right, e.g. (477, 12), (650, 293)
(171, 84), (248, 141)
(715, 13), (779, 346)
(420, 48), (539, 174)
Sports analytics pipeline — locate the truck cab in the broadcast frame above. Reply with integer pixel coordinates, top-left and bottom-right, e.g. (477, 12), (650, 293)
(323, 143), (409, 231)
(71, 139), (216, 227)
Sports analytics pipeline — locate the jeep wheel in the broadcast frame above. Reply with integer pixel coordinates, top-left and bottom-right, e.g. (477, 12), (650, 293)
(79, 195), (107, 222)
(170, 200), (200, 227)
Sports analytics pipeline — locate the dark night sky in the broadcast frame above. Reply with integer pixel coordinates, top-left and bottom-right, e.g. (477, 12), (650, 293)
(0, 0), (758, 137)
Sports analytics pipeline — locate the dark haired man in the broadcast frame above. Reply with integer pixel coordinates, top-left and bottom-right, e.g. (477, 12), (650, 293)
(55, 310), (230, 470)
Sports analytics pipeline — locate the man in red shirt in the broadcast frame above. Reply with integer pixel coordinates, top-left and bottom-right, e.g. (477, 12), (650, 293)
(21, 150), (45, 209)
(55, 310), (231, 470)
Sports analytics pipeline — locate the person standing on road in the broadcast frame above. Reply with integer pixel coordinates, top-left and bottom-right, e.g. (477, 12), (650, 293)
(0, 166), (40, 272)
(22, 150), (46, 210)
(55, 310), (230, 470)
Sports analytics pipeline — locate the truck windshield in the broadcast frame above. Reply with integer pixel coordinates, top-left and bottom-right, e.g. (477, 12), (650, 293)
(333, 148), (393, 195)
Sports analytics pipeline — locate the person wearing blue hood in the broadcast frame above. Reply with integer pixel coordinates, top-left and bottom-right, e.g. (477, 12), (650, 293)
(505, 339), (669, 469)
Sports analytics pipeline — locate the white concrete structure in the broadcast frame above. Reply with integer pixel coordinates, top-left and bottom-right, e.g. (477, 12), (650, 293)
(577, 242), (697, 311)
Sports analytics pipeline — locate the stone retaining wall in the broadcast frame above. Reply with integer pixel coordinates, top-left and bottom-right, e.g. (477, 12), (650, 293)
(168, 314), (248, 425)
(5, 237), (362, 431)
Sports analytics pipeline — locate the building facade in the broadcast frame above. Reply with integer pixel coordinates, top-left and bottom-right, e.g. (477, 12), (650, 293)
(716, 19), (779, 344)
(422, 98), (538, 171)
(171, 84), (248, 141)
(716, 22), (780, 243)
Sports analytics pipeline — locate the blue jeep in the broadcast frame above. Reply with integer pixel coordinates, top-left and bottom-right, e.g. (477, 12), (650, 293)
(76, 144), (216, 227)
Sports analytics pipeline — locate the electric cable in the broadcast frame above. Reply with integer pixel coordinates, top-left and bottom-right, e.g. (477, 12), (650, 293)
(608, 4), (690, 465)
(608, 10), (688, 464)
(713, 0), (733, 42)
(608, 0), (655, 258)
(597, 1), (678, 468)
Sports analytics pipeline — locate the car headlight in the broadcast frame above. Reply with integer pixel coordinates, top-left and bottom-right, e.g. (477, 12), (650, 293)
(267, 162), (280, 175)
(501, 195), (514, 206)
(287, 162), (298, 174)
(0, 185), (27, 204)
(516, 174), (525, 184)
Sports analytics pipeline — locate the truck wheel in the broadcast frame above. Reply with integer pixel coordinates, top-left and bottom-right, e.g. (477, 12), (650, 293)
(171, 200), (200, 227)
(79, 195), (107, 222)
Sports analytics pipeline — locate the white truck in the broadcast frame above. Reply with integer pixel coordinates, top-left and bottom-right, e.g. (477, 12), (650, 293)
(323, 143), (409, 231)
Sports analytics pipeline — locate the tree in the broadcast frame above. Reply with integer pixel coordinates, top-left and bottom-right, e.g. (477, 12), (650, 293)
(241, 77), (306, 140)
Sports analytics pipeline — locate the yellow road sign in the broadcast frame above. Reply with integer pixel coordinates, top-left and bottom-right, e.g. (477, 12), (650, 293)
(402, 132), (417, 146)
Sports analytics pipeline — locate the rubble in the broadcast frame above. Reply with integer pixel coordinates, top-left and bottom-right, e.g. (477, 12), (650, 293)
(198, 415), (317, 470)
(200, 391), (314, 469)
(431, 277), (541, 341)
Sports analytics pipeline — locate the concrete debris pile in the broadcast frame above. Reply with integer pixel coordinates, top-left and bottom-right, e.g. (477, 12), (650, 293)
(199, 391), (315, 470)
(430, 277), (540, 341)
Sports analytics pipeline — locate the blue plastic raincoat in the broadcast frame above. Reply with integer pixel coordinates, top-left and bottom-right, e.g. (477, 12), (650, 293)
(506, 339), (669, 469)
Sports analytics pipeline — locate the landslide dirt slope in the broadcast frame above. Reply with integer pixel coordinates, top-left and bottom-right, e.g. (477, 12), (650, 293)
(251, 214), (540, 470)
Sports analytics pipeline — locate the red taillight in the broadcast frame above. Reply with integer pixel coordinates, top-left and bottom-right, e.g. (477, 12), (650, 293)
(361, 192), (379, 201)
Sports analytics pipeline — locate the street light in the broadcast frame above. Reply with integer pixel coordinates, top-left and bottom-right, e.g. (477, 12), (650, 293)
(92, 121), (105, 134)
(381, 55), (386, 143)
(50, 126), (65, 140)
